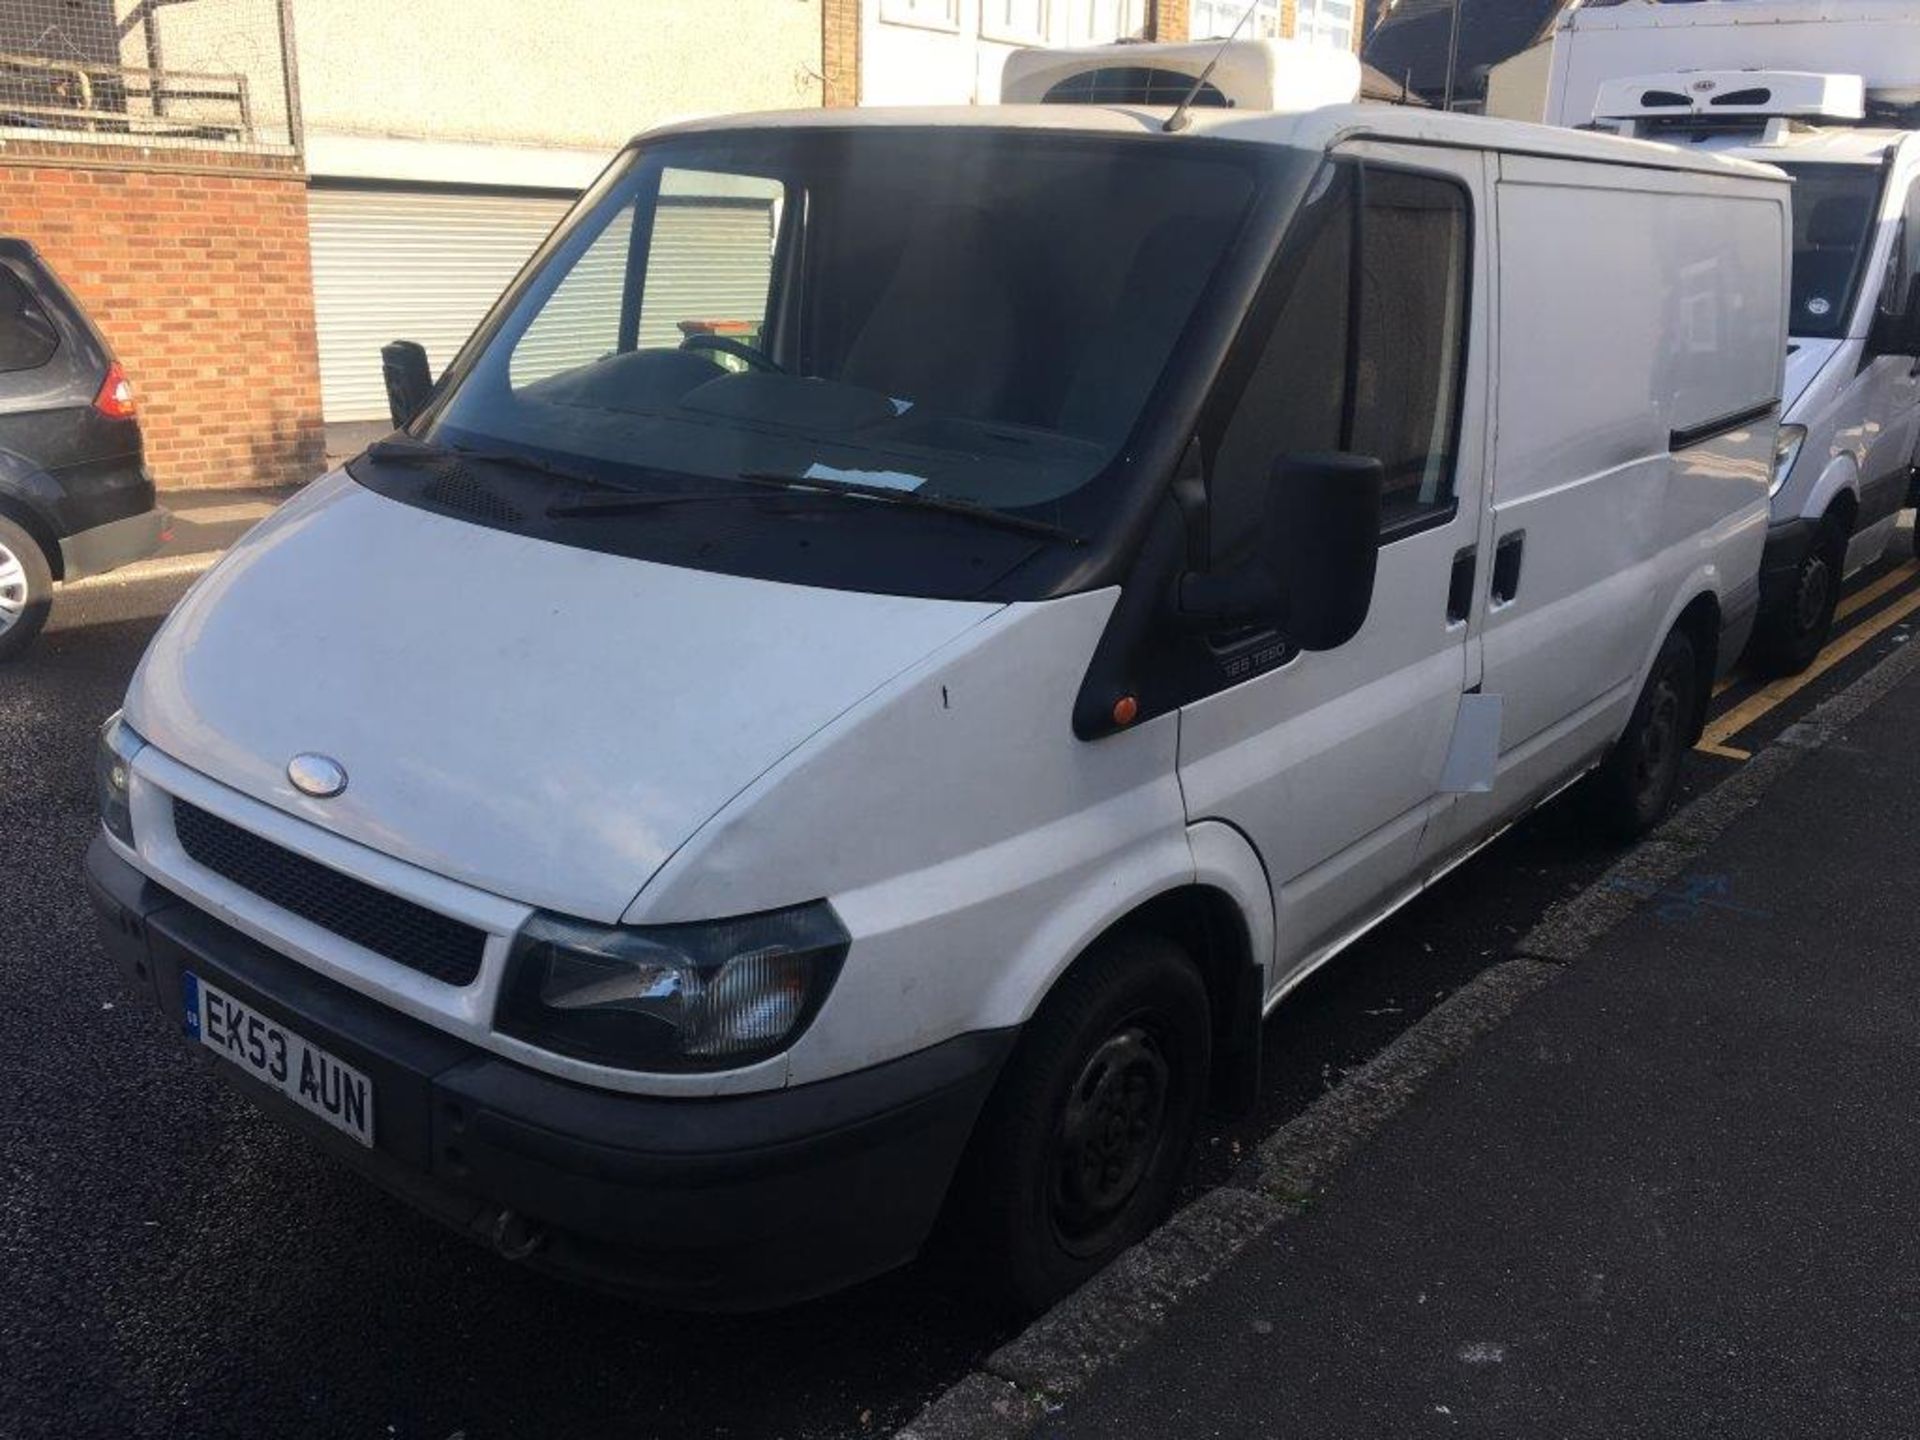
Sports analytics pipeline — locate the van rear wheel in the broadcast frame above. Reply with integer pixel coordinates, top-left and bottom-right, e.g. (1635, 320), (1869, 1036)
(954, 932), (1211, 1312)
(0, 517), (53, 663)
(1586, 626), (1698, 842)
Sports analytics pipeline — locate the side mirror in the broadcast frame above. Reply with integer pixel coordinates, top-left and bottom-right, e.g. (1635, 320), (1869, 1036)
(1176, 452), (1383, 652)
(380, 340), (434, 428)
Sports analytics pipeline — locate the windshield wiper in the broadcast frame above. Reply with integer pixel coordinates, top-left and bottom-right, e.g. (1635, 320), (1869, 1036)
(362, 437), (608, 492)
(733, 470), (1084, 546)
(546, 471), (1084, 546)
(545, 491), (779, 518)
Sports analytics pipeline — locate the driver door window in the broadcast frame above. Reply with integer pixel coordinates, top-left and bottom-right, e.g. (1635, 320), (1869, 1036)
(1876, 215), (1910, 329)
(1207, 161), (1469, 565)
(1882, 175), (1920, 329)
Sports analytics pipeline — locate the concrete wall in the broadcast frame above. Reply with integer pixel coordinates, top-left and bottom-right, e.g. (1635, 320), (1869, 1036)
(289, 0), (825, 151)
(861, 0), (1149, 106)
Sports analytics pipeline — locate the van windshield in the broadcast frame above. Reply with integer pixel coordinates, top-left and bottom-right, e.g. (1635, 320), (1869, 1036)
(1779, 162), (1884, 339)
(413, 129), (1262, 543)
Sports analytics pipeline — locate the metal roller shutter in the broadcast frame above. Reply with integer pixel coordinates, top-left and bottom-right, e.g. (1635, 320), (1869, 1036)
(636, 201), (776, 349)
(509, 212), (631, 388)
(310, 188), (776, 423)
(309, 187), (574, 422)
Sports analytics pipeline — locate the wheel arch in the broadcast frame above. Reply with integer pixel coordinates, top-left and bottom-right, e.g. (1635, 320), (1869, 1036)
(1670, 590), (1721, 744)
(1805, 449), (1862, 539)
(1018, 822), (1273, 1118)
(0, 478), (64, 581)
(1822, 484), (1860, 537)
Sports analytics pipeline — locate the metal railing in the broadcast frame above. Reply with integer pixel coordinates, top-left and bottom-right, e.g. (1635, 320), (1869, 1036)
(0, 51), (253, 143)
(0, 0), (299, 156)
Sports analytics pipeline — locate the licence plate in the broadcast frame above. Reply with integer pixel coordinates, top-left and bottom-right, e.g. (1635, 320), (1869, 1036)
(184, 972), (375, 1147)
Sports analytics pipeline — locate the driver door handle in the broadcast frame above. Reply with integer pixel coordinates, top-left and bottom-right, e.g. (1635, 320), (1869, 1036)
(1447, 545), (1477, 625)
(1491, 531), (1525, 608)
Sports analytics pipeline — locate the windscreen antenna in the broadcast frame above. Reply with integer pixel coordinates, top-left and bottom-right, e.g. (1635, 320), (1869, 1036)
(1164, 0), (1261, 133)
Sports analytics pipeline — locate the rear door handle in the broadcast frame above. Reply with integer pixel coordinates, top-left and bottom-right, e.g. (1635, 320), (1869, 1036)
(1491, 531), (1525, 607)
(1447, 545), (1477, 624)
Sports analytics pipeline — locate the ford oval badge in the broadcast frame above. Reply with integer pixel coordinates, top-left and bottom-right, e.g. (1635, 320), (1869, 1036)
(288, 753), (348, 798)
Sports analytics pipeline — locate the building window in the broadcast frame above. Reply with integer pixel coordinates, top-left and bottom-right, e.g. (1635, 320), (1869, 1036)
(880, 0), (962, 31)
(1296, 0), (1356, 50)
(1190, 0), (1351, 48)
(1190, 0), (1281, 41)
(1065, 0), (1148, 46)
(982, 0), (1051, 43)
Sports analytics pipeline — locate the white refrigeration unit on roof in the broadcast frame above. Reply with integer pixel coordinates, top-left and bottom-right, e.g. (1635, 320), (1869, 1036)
(1544, 0), (1920, 131)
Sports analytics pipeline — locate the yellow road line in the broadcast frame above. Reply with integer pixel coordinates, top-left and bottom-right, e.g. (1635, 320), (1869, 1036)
(1696, 741), (1754, 761)
(1704, 561), (1919, 711)
(1698, 584), (1920, 752)
(1835, 558), (1920, 622)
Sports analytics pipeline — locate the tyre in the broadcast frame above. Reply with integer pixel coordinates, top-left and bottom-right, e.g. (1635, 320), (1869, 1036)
(1586, 626), (1699, 842)
(1750, 523), (1844, 677)
(953, 931), (1212, 1312)
(0, 516), (53, 663)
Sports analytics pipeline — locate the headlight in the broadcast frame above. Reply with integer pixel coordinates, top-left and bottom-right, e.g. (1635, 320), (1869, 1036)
(95, 711), (144, 847)
(1771, 424), (1808, 498)
(496, 901), (850, 1072)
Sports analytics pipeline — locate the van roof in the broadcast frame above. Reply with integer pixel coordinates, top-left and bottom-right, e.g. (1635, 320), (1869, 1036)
(1720, 125), (1908, 166)
(1562, 0), (1917, 35)
(640, 103), (1788, 184)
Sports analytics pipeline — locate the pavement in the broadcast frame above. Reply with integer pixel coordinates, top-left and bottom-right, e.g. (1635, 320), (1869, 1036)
(941, 646), (1920, 1438)
(60, 486), (298, 589)
(5, 492), (1920, 1439)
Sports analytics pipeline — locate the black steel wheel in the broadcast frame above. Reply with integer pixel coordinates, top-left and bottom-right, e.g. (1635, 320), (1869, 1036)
(1751, 526), (1844, 677)
(1587, 626), (1700, 842)
(951, 931), (1211, 1311)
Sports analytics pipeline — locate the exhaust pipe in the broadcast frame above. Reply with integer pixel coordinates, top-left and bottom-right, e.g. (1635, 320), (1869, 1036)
(486, 1208), (546, 1262)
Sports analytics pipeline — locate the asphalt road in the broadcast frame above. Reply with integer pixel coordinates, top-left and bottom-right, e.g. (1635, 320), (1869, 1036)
(3, 515), (1916, 1440)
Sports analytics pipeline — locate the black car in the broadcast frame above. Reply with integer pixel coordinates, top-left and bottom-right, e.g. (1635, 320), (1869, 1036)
(0, 237), (168, 660)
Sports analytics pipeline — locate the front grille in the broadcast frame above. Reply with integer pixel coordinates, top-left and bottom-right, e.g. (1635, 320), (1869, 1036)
(173, 799), (487, 986)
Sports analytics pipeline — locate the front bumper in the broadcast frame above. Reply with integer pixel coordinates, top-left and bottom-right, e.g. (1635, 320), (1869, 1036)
(60, 506), (168, 582)
(85, 835), (1012, 1310)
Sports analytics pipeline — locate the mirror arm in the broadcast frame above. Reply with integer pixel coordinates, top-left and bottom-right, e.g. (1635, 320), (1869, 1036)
(1170, 435), (1210, 572)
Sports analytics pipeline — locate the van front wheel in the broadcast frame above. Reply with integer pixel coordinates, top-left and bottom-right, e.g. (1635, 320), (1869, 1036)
(1587, 626), (1698, 842)
(956, 932), (1211, 1312)
(1752, 525), (1843, 677)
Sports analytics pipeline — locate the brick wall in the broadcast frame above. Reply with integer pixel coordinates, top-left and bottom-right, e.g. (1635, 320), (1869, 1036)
(822, 0), (861, 107)
(0, 149), (325, 492)
(1152, 0), (1191, 42)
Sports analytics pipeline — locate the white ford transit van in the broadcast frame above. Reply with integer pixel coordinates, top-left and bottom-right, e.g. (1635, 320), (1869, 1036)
(1545, 0), (1920, 672)
(86, 89), (1788, 1311)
